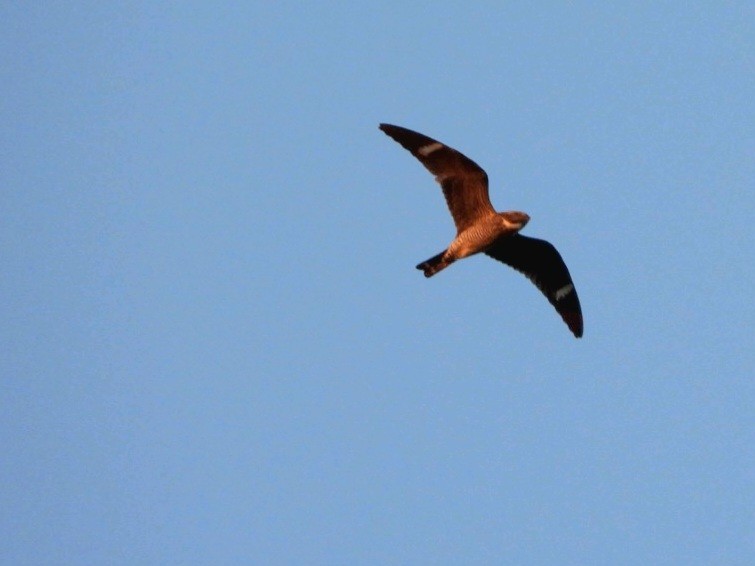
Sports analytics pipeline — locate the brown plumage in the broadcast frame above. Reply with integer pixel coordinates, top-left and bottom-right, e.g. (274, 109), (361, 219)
(379, 123), (584, 338)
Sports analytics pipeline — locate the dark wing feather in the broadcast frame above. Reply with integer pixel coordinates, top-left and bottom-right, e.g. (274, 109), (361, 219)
(379, 124), (495, 233)
(485, 234), (583, 338)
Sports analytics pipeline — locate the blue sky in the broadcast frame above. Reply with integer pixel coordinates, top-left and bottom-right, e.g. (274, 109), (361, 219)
(2, 3), (754, 564)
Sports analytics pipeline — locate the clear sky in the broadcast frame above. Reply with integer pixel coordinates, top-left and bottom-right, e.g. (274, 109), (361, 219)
(2, 3), (754, 564)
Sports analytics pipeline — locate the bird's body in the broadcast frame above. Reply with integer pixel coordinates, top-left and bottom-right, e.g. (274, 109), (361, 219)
(419, 212), (527, 276)
(379, 123), (584, 338)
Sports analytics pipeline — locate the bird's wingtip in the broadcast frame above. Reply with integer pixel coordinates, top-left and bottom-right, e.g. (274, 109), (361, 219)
(379, 123), (402, 132)
(566, 315), (584, 338)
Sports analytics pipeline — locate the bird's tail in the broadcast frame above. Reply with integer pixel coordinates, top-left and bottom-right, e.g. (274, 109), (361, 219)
(416, 250), (451, 278)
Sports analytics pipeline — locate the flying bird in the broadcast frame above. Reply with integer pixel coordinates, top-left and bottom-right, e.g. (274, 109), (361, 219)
(379, 123), (583, 338)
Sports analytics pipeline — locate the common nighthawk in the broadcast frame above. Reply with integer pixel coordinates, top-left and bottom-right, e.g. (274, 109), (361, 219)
(379, 123), (583, 338)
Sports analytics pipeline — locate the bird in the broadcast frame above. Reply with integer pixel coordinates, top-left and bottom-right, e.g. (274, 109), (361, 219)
(379, 123), (583, 338)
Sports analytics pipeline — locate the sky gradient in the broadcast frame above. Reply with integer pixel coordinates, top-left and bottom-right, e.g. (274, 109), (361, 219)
(2, 3), (754, 564)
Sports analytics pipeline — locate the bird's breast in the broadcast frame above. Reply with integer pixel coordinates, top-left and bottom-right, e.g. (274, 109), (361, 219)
(450, 218), (514, 259)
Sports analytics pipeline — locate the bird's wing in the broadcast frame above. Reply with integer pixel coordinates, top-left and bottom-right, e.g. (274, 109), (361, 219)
(379, 124), (495, 233)
(485, 234), (583, 338)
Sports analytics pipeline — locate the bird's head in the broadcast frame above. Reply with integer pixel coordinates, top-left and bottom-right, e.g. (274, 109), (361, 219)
(500, 211), (530, 231)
